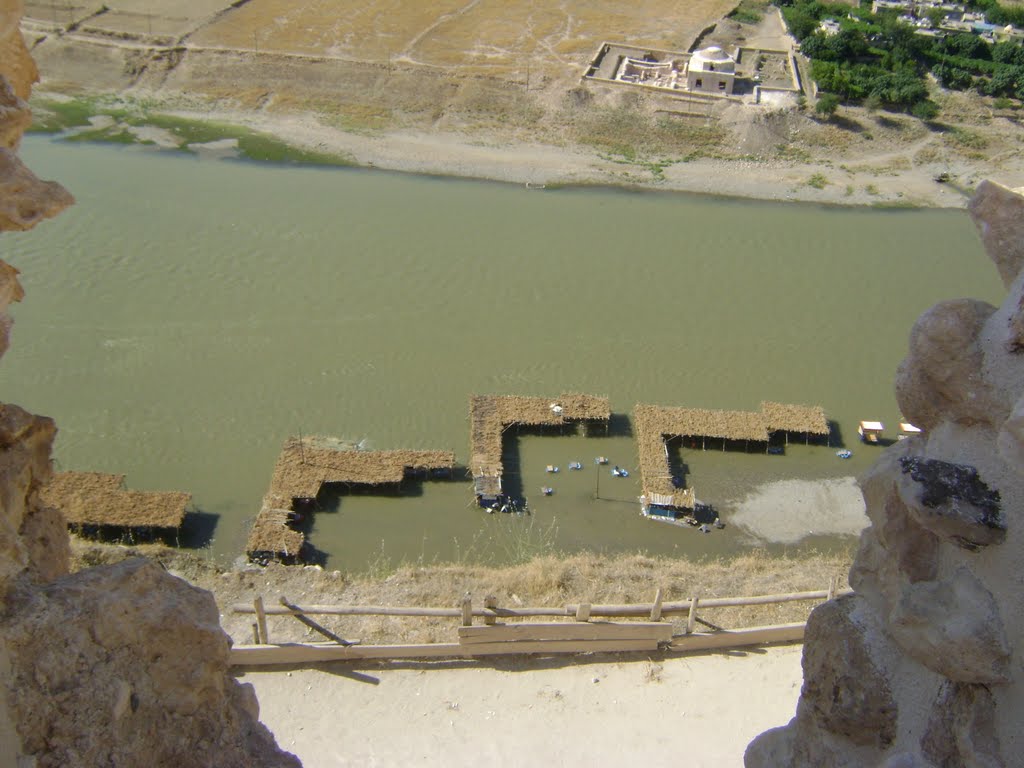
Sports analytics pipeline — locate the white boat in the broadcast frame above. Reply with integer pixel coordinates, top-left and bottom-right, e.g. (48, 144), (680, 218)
(836, 449), (853, 459)
(612, 466), (629, 478)
(568, 461), (583, 470)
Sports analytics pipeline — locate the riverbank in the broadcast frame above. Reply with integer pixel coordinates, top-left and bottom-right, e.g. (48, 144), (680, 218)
(33, 91), (1019, 209)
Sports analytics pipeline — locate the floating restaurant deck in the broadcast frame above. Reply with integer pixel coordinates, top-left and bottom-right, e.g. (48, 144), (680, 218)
(634, 401), (829, 513)
(469, 393), (611, 503)
(39, 471), (190, 534)
(247, 436), (456, 563)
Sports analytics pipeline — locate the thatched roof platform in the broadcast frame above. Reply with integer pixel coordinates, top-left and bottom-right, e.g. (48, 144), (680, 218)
(469, 393), (611, 498)
(760, 401), (829, 436)
(634, 399), (828, 511)
(39, 471), (189, 530)
(247, 436), (456, 560)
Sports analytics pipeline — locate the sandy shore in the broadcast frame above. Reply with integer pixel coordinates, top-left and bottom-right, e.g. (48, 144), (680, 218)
(731, 477), (869, 545)
(241, 644), (803, 767)
(151, 104), (1024, 210)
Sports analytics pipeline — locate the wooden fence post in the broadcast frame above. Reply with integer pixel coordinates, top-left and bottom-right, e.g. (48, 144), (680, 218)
(575, 602), (591, 622)
(252, 623), (260, 645)
(826, 576), (836, 602)
(254, 595), (269, 645)
(461, 593), (473, 627)
(686, 595), (699, 635)
(484, 595), (497, 625)
(650, 588), (664, 621)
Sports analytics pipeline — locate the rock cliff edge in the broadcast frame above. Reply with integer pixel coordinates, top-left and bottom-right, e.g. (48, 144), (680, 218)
(746, 180), (1024, 767)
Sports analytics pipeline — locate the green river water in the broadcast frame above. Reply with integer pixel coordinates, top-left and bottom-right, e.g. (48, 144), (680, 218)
(0, 136), (1005, 569)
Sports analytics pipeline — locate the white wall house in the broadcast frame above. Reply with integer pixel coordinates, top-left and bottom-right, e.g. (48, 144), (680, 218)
(686, 46), (736, 94)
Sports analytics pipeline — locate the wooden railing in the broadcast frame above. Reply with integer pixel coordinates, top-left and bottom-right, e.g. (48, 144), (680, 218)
(229, 578), (850, 666)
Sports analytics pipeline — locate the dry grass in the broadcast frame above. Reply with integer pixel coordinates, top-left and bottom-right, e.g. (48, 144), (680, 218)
(70, 540), (854, 646)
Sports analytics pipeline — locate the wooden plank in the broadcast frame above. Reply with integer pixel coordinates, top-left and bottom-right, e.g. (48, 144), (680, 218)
(229, 622), (808, 666)
(280, 596), (352, 645)
(230, 639), (659, 666)
(254, 596), (268, 645)
(650, 588), (663, 621)
(458, 622), (672, 644)
(462, 639), (658, 656)
(484, 595), (497, 626)
(669, 623), (805, 652)
(230, 589), (853, 620)
(687, 595), (699, 635)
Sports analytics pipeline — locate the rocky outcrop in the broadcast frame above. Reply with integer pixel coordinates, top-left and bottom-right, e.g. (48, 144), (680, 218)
(0, 1), (299, 764)
(747, 183), (1024, 767)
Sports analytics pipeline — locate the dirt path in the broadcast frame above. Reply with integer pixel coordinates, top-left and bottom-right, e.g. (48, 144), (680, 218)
(241, 644), (803, 767)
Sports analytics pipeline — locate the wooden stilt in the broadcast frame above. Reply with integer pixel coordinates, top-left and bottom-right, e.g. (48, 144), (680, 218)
(650, 588), (664, 621)
(254, 596), (269, 645)
(461, 593), (473, 627)
(687, 595), (700, 635)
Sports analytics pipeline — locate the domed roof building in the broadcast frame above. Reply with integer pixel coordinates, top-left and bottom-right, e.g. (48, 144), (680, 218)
(686, 46), (736, 94)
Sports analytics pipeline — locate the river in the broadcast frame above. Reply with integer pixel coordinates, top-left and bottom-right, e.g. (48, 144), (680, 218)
(1, 136), (1004, 569)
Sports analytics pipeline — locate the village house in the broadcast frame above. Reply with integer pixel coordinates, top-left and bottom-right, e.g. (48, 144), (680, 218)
(686, 46), (736, 95)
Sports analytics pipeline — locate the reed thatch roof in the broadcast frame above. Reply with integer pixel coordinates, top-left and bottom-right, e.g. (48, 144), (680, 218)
(760, 401), (829, 436)
(469, 393), (610, 484)
(247, 436), (457, 557)
(40, 471), (189, 529)
(633, 399), (828, 510)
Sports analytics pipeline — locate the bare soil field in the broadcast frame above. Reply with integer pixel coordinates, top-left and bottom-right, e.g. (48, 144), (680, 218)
(21, 1), (1024, 206)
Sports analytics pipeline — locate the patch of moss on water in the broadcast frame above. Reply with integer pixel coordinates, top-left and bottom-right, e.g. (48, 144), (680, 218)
(29, 97), (120, 133)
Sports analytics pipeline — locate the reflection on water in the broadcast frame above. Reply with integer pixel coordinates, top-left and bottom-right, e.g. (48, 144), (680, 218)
(1, 137), (1004, 569)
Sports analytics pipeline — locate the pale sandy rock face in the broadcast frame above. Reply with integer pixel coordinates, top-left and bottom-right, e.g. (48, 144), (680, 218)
(747, 183), (1024, 767)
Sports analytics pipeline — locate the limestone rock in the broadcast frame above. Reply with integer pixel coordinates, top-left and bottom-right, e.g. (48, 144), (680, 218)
(997, 392), (1024, 471)
(0, 148), (74, 232)
(0, 402), (58, 594)
(5, 558), (301, 768)
(895, 456), (1004, 551)
(0, 0), (38, 101)
(894, 299), (1001, 431)
(888, 568), (1010, 684)
(969, 180), (1024, 289)
(799, 595), (898, 749)
(921, 682), (1005, 768)
(0, 75), (30, 150)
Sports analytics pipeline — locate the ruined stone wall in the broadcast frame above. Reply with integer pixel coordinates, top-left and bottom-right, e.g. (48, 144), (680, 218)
(0, 2), (299, 764)
(747, 181), (1024, 767)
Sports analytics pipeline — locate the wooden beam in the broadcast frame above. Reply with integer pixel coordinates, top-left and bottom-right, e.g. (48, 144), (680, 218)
(650, 588), (663, 621)
(687, 595), (699, 635)
(458, 622), (673, 644)
(484, 595), (497, 626)
(254, 596), (268, 645)
(280, 596), (352, 645)
(230, 639), (659, 665)
(229, 622), (808, 666)
(669, 623), (805, 651)
(230, 589), (854, 620)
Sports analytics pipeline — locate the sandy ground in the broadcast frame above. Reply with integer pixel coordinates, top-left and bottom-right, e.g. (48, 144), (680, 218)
(240, 644), (803, 767)
(163, 105), (1004, 208)
(731, 477), (869, 545)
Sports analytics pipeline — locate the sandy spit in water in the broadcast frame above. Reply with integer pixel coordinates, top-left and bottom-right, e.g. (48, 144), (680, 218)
(731, 477), (868, 545)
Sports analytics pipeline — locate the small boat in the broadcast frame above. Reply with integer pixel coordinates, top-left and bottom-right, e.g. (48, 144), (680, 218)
(568, 461), (583, 470)
(767, 446), (784, 455)
(611, 466), (629, 478)
(699, 524), (712, 533)
(836, 449), (852, 459)
(595, 456), (609, 465)
(713, 517), (725, 529)
(541, 486), (554, 496)
(546, 465), (559, 473)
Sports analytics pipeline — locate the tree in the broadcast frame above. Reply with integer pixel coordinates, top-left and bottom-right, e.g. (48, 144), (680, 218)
(815, 92), (841, 117)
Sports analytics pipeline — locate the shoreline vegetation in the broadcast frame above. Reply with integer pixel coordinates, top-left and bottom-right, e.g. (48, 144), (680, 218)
(71, 538), (855, 646)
